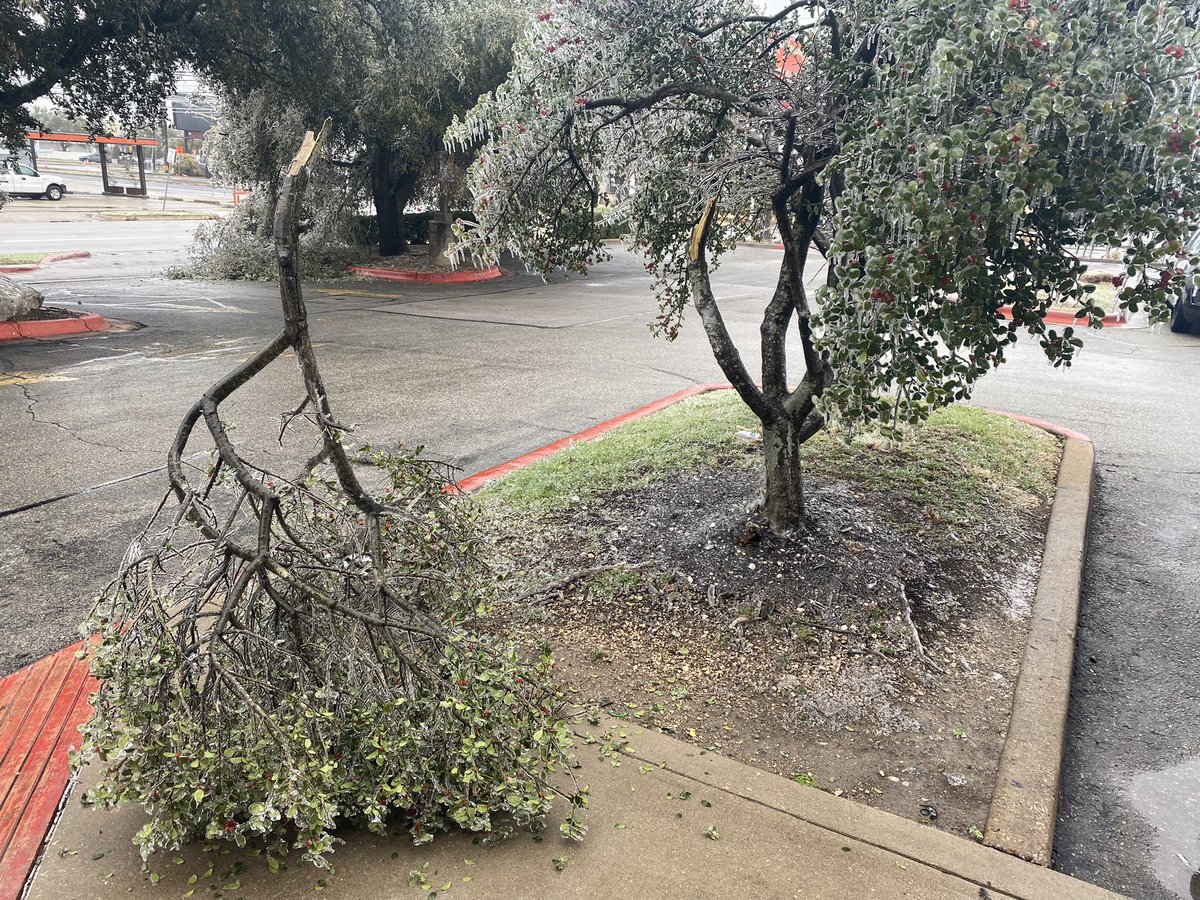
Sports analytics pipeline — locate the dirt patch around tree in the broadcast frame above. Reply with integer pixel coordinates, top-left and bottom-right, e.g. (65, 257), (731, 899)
(11, 305), (87, 321)
(478, 394), (1059, 844)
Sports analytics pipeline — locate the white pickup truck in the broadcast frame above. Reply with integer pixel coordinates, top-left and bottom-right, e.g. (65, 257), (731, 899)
(2, 162), (67, 201)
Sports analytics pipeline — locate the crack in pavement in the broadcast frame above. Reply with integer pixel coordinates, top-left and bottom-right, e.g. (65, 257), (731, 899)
(0, 447), (238, 519)
(628, 361), (707, 385)
(19, 382), (127, 454)
(1099, 461), (1200, 476)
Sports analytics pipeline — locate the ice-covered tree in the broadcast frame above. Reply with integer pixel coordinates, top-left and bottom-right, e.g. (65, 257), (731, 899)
(449, 0), (1200, 530)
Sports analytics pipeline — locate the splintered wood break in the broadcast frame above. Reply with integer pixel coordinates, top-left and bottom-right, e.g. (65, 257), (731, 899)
(286, 118), (333, 176)
(689, 197), (718, 263)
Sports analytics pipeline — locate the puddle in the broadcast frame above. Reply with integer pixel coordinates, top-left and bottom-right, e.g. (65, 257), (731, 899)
(1129, 757), (1200, 899)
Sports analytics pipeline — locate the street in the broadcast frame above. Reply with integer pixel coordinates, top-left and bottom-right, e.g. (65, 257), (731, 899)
(0, 209), (1197, 899)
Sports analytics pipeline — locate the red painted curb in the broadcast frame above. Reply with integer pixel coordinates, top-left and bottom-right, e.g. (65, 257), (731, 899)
(997, 305), (1124, 328)
(0, 251), (91, 275)
(456, 383), (732, 493)
(40, 251), (91, 265)
(0, 313), (111, 342)
(989, 410), (1091, 443)
(346, 264), (503, 284)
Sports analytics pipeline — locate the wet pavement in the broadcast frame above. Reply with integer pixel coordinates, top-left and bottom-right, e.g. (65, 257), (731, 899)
(1129, 759), (1200, 899)
(973, 324), (1200, 900)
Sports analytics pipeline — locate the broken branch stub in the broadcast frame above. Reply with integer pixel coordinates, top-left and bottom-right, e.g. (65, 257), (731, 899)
(78, 126), (587, 867)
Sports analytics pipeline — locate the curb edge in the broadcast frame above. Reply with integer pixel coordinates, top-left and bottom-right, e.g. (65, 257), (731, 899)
(0, 312), (112, 342)
(0, 251), (92, 275)
(455, 383), (730, 493)
(982, 422), (1094, 866)
(997, 305), (1125, 328)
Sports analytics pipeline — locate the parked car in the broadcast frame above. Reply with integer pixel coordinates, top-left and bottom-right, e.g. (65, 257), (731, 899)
(3, 162), (67, 200)
(1170, 230), (1200, 334)
(78, 152), (101, 163)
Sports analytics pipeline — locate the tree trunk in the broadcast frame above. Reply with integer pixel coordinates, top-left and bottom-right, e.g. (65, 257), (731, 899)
(372, 144), (403, 258)
(761, 418), (806, 530)
(389, 171), (419, 256)
(370, 140), (422, 258)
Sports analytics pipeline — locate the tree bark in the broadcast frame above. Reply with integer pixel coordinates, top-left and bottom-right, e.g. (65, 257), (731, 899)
(370, 141), (422, 258)
(687, 195), (832, 532)
(762, 418), (805, 531)
(372, 143), (403, 257)
(389, 170), (419, 255)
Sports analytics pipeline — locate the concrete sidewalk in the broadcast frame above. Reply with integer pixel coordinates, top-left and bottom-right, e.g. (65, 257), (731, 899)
(30, 724), (1120, 899)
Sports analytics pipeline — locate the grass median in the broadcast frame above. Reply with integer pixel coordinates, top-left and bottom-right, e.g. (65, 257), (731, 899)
(476, 390), (1062, 841)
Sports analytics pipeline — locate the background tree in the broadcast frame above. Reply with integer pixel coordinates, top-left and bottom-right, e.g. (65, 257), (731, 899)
(449, 0), (1200, 531)
(2, 0), (519, 259)
(197, 0), (524, 257)
(0, 0), (235, 148)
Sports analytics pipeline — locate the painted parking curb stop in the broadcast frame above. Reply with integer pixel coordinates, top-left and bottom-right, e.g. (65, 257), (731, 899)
(346, 264), (503, 284)
(0, 313), (111, 342)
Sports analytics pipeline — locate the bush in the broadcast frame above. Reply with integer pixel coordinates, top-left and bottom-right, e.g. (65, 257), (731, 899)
(77, 448), (586, 867)
(591, 205), (630, 241)
(169, 190), (361, 281)
(175, 154), (207, 177)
